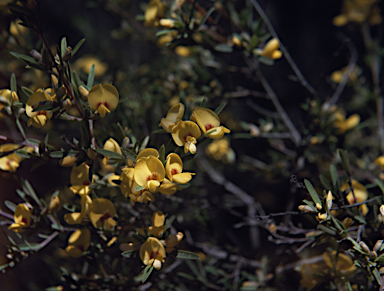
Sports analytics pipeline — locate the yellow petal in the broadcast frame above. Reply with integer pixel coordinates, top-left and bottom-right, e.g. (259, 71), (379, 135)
(152, 210), (165, 227)
(191, 107), (220, 133)
(88, 83), (119, 116)
(137, 148), (159, 160)
(171, 121), (201, 146)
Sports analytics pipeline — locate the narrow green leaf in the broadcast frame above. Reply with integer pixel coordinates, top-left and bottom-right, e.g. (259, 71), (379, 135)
(304, 179), (322, 207)
(330, 164), (338, 187)
(302, 199), (318, 213)
(32, 102), (54, 112)
(354, 215), (366, 224)
(214, 44), (233, 53)
(214, 102), (227, 116)
(121, 250), (136, 258)
(10, 52), (38, 64)
(63, 204), (77, 212)
(198, 6), (215, 29)
(319, 174), (332, 190)
(87, 65), (95, 89)
(121, 147), (137, 162)
(338, 149), (351, 174)
(24, 180), (40, 205)
(71, 38), (86, 58)
(376, 179), (384, 195)
(15, 117), (26, 140)
(10, 73), (17, 93)
(177, 272), (195, 280)
(4, 200), (16, 212)
(15, 149), (32, 159)
(258, 56), (274, 66)
(16, 189), (27, 201)
(152, 129), (167, 134)
(155, 29), (175, 37)
(96, 148), (124, 159)
(61, 37), (67, 58)
(372, 267), (382, 285)
(176, 250), (200, 260)
(0, 264), (8, 272)
(317, 224), (337, 236)
(49, 151), (64, 158)
(21, 86), (34, 97)
(139, 136), (150, 152)
(159, 144), (165, 163)
(17, 242), (40, 251)
(141, 265), (154, 283)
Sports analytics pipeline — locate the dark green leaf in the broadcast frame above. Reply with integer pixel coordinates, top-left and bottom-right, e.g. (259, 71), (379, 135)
(10, 52), (38, 65)
(159, 144), (165, 163)
(4, 200), (17, 212)
(338, 149), (350, 174)
(21, 86), (34, 97)
(152, 129), (167, 134)
(16, 189), (27, 201)
(198, 6), (215, 29)
(139, 136), (150, 152)
(32, 102), (54, 112)
(376, 179), (384, 195)
(87, 65), (95, 89)
(121, 147), (137, 162)
(319, 174), (332, 190)
(141, 265), (154, 283)
(24, 180), (41, 206)
(121, 250), (136, 258)
(134, 185), (145, 192)
(49, 151), (64, 158)
(63, 204), (77, 212)
(317, 224), (337, 236)
(61, 37), (67, 58)
(302, 199), (318, 213)
(15, 116), (26, 140)
(0, 264), (8, 272)
(214, 102), (226, 115)
(258, 56), (274, 66)
(214, 44), (233, 53)
(330, 164), (338, 187)
(15, 149), (32, 159)
(177, 272), (195, 280)
(10, 73), (17, 93)
(71, 38), (86, 58)
(96, 148), (124, 159)
(372, 267), (382, 285)
(176, 250), (200, 260)
(304, 179), (322, 207)
(354, 215), (366, 224)
(155, 29), (175, 37)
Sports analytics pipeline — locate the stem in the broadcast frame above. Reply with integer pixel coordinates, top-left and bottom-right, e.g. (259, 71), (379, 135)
(249, 0), (315, 95)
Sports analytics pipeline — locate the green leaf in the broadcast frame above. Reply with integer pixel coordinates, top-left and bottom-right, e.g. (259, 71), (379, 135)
(159, 144), (165, 163)
(177, 272), (195, 280)
(319, 174), (332, 190)
(32, 102), (54, 112)
(372, 267), (382, 285)
(214, 102), (227, 116)
(198, 6), (215, 29)
(0, 264), (8, 272)
(15, 149), (32, 159)
(302, 199), (318, 213)
(87, 64), (95, 89)
(214, 44), (233, 53)
(354, 215), (366, 224)
(71, 38), (86, 58)
(376, 179), (384, 195)
(15, 116), (26, 140)
(141, 265), (154, 283)
(16, 189), (27, 201)
(10, 52), (38, 65)
(4, 200), (16, 212)
(24, 180), (41, 207)
(121, 147), (137, 162)
(17, 242), (40, 251)
(96, 148), (124, 159)
(338, 149), (350, 174)
(155, 29), (175, 37)
(21, 86), (34, 97)
(49, 151), (64, 158)
(304, 179), (322, 207)
(258, 56), (274, 66)
(10, 73), (17, 93)
(121, 250), (136, 258)
(63, 204), (77, 212)
(330, 164), (338, 187)
(139, 136), (150, 152)
(176, 250), (200, 260)
(152, 129), (167, 134)
(61, 37), (67, 58)
(317, 224), (337, 236)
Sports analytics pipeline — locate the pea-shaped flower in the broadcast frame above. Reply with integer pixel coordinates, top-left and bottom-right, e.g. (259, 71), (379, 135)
(165, 153), (194, 184)
(163, 232), (184, 253)
(140, 237), (166, 270)
(341, 179), (369, 216)
(144, 0), (164, 27)
(254, 38), (282, 60)
(191, 107), (230, 139)
(134, 156), (165, 193)
(159, 103), (185, 132)
(65, 228), (91, 258)
(0, 89), (18, 110)
(89, 198), (117, 230)
(64, 194), (92, 225)
(8, 203), (31, 233)
(171, 120), (201, 154)
(0, 143), (34, 172)
(88, 84), (119, 118)
(158, 178), (182, 195)
(137, 148), (159, 160)
(25, 89), (53, 127)
(148, 210), (165, 237)
(101, 138), (122, 172)
(70, 162), (92, 196)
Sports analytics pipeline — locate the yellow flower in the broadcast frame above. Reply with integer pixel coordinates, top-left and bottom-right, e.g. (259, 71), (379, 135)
(0, 144), (34, 172)
(64, 194), (92, 225)
(65, 229), (91, 258)
(101, 138), (122, 173)
(375, 156), (384, 169)
(134, 156), (165, 193)
(191, 107), (230, 139)
(8, 203), (31, 233)
(25, 89), (53, 127)
(175, 46), (192, 57)
(144, 0), (164, 27)
(157, 178), (182, 195)
(159, 103), (185, 133)
(341, 179), (369, 216)
(332, 110), (360, 133)
(165, 153), (194, 184)
(137, 148), (159, 160)
(140, 237), (166, 270)
(205, 138), (235, 164)
(89, 198), (117, 230)
(330, 66), (360, 83)
(0, 89), (19, 110)
(148, 210), (166, 237)
(323, 251), (357, 277)
(333, 0), (381, 26)
(70, 162), (92, 196)
(59, 155), (77, 167)
(74, 55), (108, 77)
(120, 167), (135, 198)
(88, 84), (119, 118)
(254, 38), (282, 60)
(163, 232), (183, 253)
(171, 120), (201, 154)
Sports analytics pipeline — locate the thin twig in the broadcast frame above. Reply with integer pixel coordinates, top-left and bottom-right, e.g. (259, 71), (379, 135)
(246, 58), (302, 146)
(249, 0), (316, 95)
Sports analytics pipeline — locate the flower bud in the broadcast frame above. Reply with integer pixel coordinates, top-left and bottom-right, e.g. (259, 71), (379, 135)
(122, 137), (130, 148)
(159, 19), (175, 28)
(59, 155), (76, 167)
(317, 213), (327, 221)
(62, 46), (72, 62)
(48, 195), (60, 213)
(30, 49), (42, 61)
(315, 203), (322, 211)
(298, 205), (315, 213)
(87, 148), (96, 160)
(373, 240), (383, 252)
(369, 251), (377, 260)
(56, 86), (67, 100)
(79, 86), (89, 100)
(359, 241), (370, 253)
(63, 99), (72, 111)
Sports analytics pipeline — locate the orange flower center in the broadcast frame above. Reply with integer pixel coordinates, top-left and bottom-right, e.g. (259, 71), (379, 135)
(96, 102), (109, 109)
(147, 173), (159, 181)
(36, 110), (48, 116)
(21, 217), (28, 224)
(150, 251), (162, 260)
(205, 124), (214, 131)
(171, 168), (179, 175)
(183, 133), (194, 141)
(99, 211), (111, 224)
